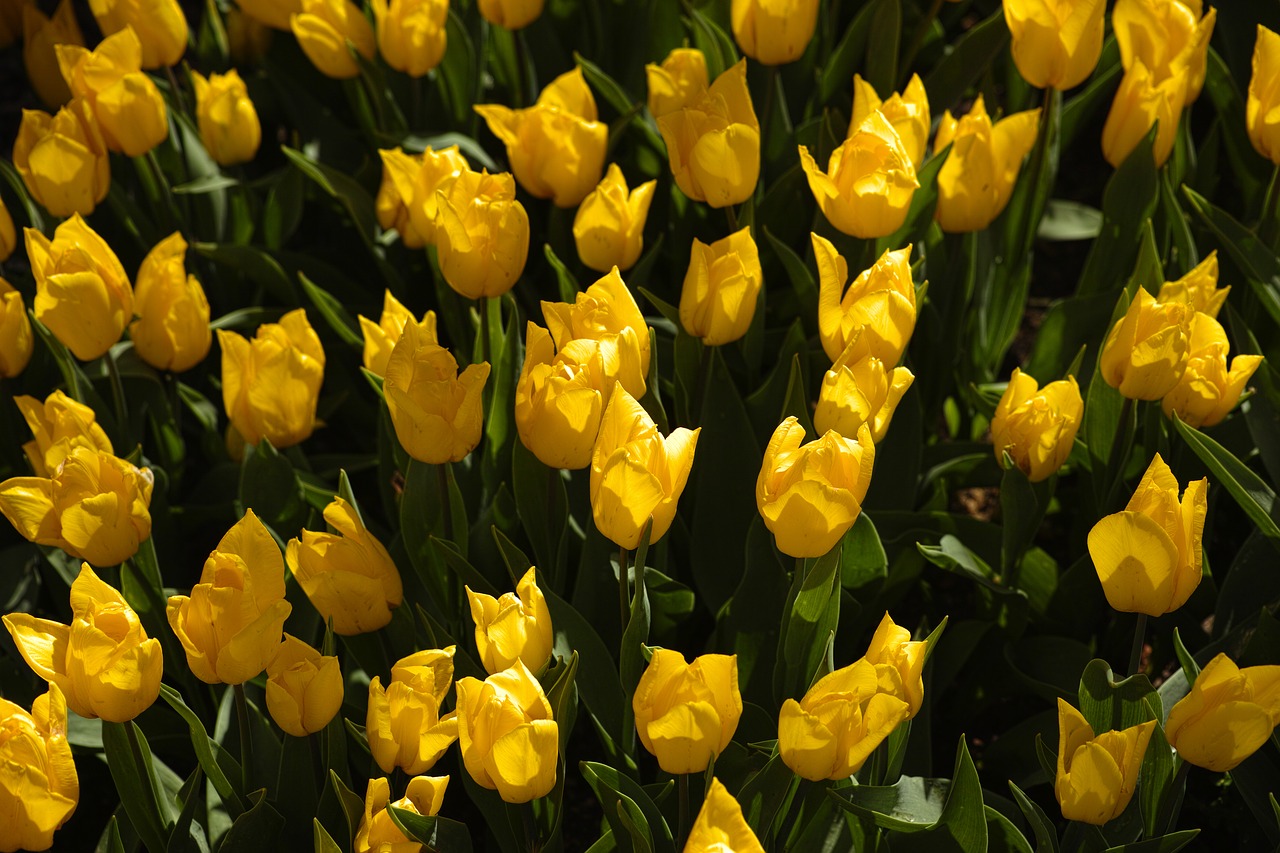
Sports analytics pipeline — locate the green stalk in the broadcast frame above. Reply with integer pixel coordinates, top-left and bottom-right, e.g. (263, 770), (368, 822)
(233, 683), (253, 792)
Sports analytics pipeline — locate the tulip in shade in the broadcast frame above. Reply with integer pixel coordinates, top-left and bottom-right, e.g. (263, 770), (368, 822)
(1248, 26), (1280, 164)
(435, 169), (530, 299)
(684, 778), (764, 853)
(633, 650), (741, 775)
(290, 0), (376, 79)
(679, 227), (763, 347)
(456, 660), (558, 803)
(15, 390), (111, 479)
(1156, 252), (1228, 318)
(1113, 0), (1215, 109)
(359, 290), (437, 379)
(477, 0), (543, 30)
(367, 648), (460, 775)
(355, 776), (449, 853)
(813, 333), (915, 444)
(192, 69), (261, 167)
(226, 7), (273, 62)
(990, 368), (1083, 482)
(573, 164), (657, 273)
(1101, 59), (1186, 168)
(0, 0), (26, 48)
(0, 279), (33, 379)
(130, 232), (213, 373)
(23, 0), (83, 108)
(1099, 288), (1193, 401)
(934, 96), (1041, 232)
(0, 684), (78, 853)
(372, 0), (447, 77)
(265, 634), (343, 737)
(13, 100), (110, 218)
(1002, 0), (1105, 91)
(56, 28), (169, 157)
(800, 112), (918, 238)
(730, 0), (820, 66)
(1055, 699), (1154, 824)
(88, 0), (188, 68)
(1165, 653), (1280, 772)
(814, 235), (917, 367)
(542, 267), (652, 377)
(646, 48), (709, 119)
(1161, 313), (1263, 429)
(864, 613), (927, 718)
(849, 73), (931, 167)
(0, 196), (14, 262)
(467, 566), (554, 675)
(235, 0), (301, 30)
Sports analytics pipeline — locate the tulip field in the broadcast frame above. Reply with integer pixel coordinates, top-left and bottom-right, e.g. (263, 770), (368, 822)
(3, 0), (1280, 850)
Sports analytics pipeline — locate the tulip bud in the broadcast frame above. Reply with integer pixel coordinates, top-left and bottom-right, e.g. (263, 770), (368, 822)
(1166, 653), (1280, 772)
(476, 0), (543, 30)
(0, 195), (15, 262)
(286, 497), (404, 635)
(680, 226), (763, 346)
(1102, 59), (1186, 168)
(372, 0), (447, 76)
(89, 0), (189, 68)
(130, 232), (212, 373)
(1003, 0), (1105, 90)
(990, 368), (1083, 482)
(633, 650), (741, 775)
(16, 390), (113, 479)
(686, 778), (764, 853)
(355, 776), (449, 853)
(1157, 252), (1228, 318)
(384, 321), (490, 464)
(436, 169), (530, 299)
(1114, 0), (1215, 109)
(57, 28), (169, 157)
(813, 333), (914, 444)
(591, 387), (700, 550)
(864, 613), (927, 718)
(814, 235), (916, 366)
(730, 0), (820, 66)
(542, 267), (651, 377)
(227, 7), (274, 62)
(934, 96), (1041, 232)
(1100, 288), (1193, 400)
(290, 0), (376, 79)
(800, 112), (918, 238)
(657, 59), (760, 208)
(23, 0), (83, 108)
(192, 69), (261, 167)
(456, 660), (558, 803)
(236, 0), (301, 30)
(756, 417), (875, 558)
(1088, 453), (1207, 616)
(1161, 313), (1263, 429)
(849, 73), (931, 167)
(406, 145), (470, 246)
(359, 290), (438, 379)
(166, 509), (293, 684)
(646, 48), (709, 119)
(14, 100), (111, 218)
(1056, 699), (1154, 824)
(573, 164), (656, 273)
(0, 684), (78, 853)
(0, 278), (34, 379)
(468, 566), (553, 675)
(265, 634), (343, 737)
(368, 647), (460, 775)
(1249, 25), (1280, 165)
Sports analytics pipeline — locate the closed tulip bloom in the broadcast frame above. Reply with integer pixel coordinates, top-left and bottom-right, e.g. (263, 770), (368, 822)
(16, 390), (112, 479)
(849, 73), (931, 167)
(813, 334), (914, 444)
(372, 0), (446, 77)
(1088, 453), (1207, 616)
(542, 267), (651, 376)
(218, 308), (326, 448)
(1056, 699), (1154, 824)
(89, 0), (188, 68)
(1157, 253), (1228, 318)
(436, 169), (530, 298)
(287, 497), (404, 636)
(192, 69), (261, 166)
(591, 387), (700, 550)
(355, 776), (449, 853)
(778, 658), (910, 780)
(646, 48), (709, 119)
(1161, 313), (1263, 429)
(815, 235), (916, 366)
(359, 290), (437, 379)
(1003, 0), (1105, 90)
(236, 0), (302, 30)
(130, 232), (212, 373)
(633, 650), (741, 775)
(290, 0), (376, 79)
(227, 7), (273, 62)
(0, 279), (34, 379)
(1102, 60), (1186, 168)
(406, 145), (470, 245)
(23, 0), (83, 108)
(1114, 0), (1215, 109)
(1100, 288), (1193, 400)
(864, 613), (927, 718)
(757, 418), (875, 558)
(574, 164), (656, 273)
(685, 778), (764, 853)
(56, 29), (169, 157)
(800, 112), (918, 238)
(991, 368), (1083, 482)
(265, 634), (343, 737)
(377, 148), (428, 248)
(456, 660), (558, 802)
(166, 509), (293, 684)
(731, 0), (820, 66)
(0, 197), (14, 262)
(657, 59), (760, 208)
(934, 96), (1041, 232)
(0, 684), (78, 853)
(680, 226), (762, 346)
(476, 0), (542, 29)
(1165, 654), (1280, 772)
(368, 648), (460, 775)
(1248, 26), (1280, 164)
(14, 101), (110, 219)
(468, 566), (553, 675)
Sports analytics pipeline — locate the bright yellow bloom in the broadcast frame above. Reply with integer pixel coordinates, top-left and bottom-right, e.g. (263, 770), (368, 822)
(646, 48), (709, 119)
(56, 28), (169, 157)
(1161, 313), (1263, 429)
(407, 145), (471, 246)
(591, 387), (700, 550)
(864, 613), (927, 718)
(657, 59), (760, 209)
(542, 267), (651, 377)
(1113, 0), (1215, 108)
(0, 684), (78, 853)
(1100, 288), (1193, 400)
(1102, 59), (1186, 168)
(1088, 453), (1207, 616)
(685, 778), (764, 853)
(756, 417), (875, 558)
(456, 660), (558, 803)
(236, 0), (301, 30)
(265, 634), (342, 737)
(435, 169), (530, 299)
(0, 195), (14, 262)
(129, 232), (212, 373)
(991, 368), (1083, 482)
(1003, 0), (1105, 90)
(1165, 653), (1280, 772)
(1248, 25), (1280, 164)
(468, 566), (553, 675)
(730, 0), (820, 66)
(934, 96), (1040, 232)
(814, 235), (916, 366)
(368, 648), (460, 775)
(359, 290), (437, 379)
(477, 0), (542, 29)
(13, 100), (110, 218)
(633, 650), (741, 775)
(376, 148), (428, 248)
(679, 226), (762, 347)
(16, 390), (112, 479)
(573, 164), (657, 273)
(23, 0), (83, 108)
(1055, 699), (1154, 824)
(192, 69), (261, 167)
(1157, 252), (1228, 317)
(849, 73), (931, 167)
(800, 112), (918, 238)
(0, 279), (33, 379)
(372, 0), (447, 77)
(290, 0), (376, 79)
(813, 333), (914, 444)
(88, 0), (188, 68)
(355, 776), (449, 853)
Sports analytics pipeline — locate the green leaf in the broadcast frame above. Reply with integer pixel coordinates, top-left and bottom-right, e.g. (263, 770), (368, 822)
(1077, 130), (1159, 298)
(218, 789), (286, 852)
(239, 438), (307, 532)
(1008, 781), (1060, 853)
(986, 806), (1034, 853)
(312, 818), (343, 853)
(922, 10), (1009, 113)
(765, 226), (817, 319)
(999, 460), (1053, 577)
(774, 547), (842, 704)
(685, 3), (738, 79)
(102, 721), (172, 853)
(1077, 658), (1159, 735)
(1182, 186), (1280, 329)
(1170, 414), (1280, 545)
(387, 809), (475, 852)
(863, 0), (900, 95)
(158, 684), (244, 816)
(840, 512), (888, 590)
(544, 243), (580, 302)
(1037, 200), (1104, 242)
(580, 761), (674, 853)
(281, 146), (377, 244)
(1103, 830), (1199, 853)
(546, 589), (626, 738)
(298, 272), (363, 348)
(511, 440), (568, 582)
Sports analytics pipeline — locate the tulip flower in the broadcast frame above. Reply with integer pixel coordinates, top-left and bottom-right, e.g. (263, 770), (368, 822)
(384, 320), (490, 464)
(0, 0), (28, 49)
(1102, 60), (1187, 168)
(286, 497), (404, 636)
(89, 0), (188, 68)
(685, 778), (764, 853)
(218, 308), (326, 449)
(368, 648), (460, 775)
(192, 69), (261, 167)
(0, 196), (14, 262)
(778, 658), (910, 780)
(359, 290), (438, 379)
(573, 164), (657, 273)
(372, 0), (447, 76)
(542, 267), (651, 376)
(456, 660), (558, 803)
(0, 684), (78, 853)
(236, 0), (301, 30)
(1248, 26), (1280, 165)
(355, 776), (449, 853)
(13, 100), (111, 218)
(757, 418), (875, 559)
(16, 390), (113, 479)
(129, 232), (212, 373)
(166, 509), (293, 684)
(23, 0), (83, 108)
(1157, 253), (1228, 318)
(376, 148), (428, 248)
(863, 613), (927, 718)
(1088, 453), (1207, 616)
(435, 169), (530, 299)
(591, 387), (700, 550)
(0, 279), (34, 379)
(477, 0), (542, 29)
(849, 73), (931, 167)
(633, 650), (741, 774)
(657, 59), (760, 208)
(934, 96), (1041, 232)
(56, 28), (169, 157)
(813, 333), (914, 444)
(406, 145), (471, 245)
(801, 112), (918, 239)
(990, 368), (1083, 482)
(1161, 313), (1263, 429)
(1114, 0), (1215, 109)
(1100, 288), (1193, 400)
(814, 235), (916, 366)
(265, 634), (343, 737)
(467, 566), (554, 675)
(290, 0), (376, 79)
(227, 7), (273, 62)
(1056, 699), (1154, 824)
(1165, 653), (1280, 772)
(730, 0), (820, 66)
(1003, 0), (1105, 91)
(477, 68), (608, 208)
(646, 48), (709, 119)
(680, 226), (763, 347)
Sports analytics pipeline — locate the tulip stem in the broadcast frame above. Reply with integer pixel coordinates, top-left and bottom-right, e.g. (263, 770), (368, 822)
(514, 30), (532, 109)
(233, 683), (252, 792)
(521, 801), (541, 852)
(618, 544), (630, 634)
(1262, 165), (1280, 249)
(677, 773), (690, 848)
(1128, 613), (1147, 676)
(724, 205), (738, 233)
(104, 346), (129, 435)
(695, 343), (712, 426)
(308, 731), (324, 784)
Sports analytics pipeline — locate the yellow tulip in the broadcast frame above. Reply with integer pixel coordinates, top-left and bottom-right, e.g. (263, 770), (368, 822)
(685, 778), (764, 853)
(16, 390), (113, 479)
(1100, 288), (1193, 400)
(359, 290), (438, 379)
(166, 509), (293, 684)
(633, 650), (741, 775)
(679, 226), (762, 346)
(406, 145), (471, 246)
(0, 0), (30, 49)
(290, 0), (376, 79)
(1003, 0), (1105, 90)
(14, 100), (111, 219)
(435, 169), (530, 299)
(730, 0), (820, 66)
(657, 59), (760, 208)
(1248, 25), (1280, 165)
(286, 497), (404, 636)
(217, 308), (326, 449)
(590, 387), (700, 550)
(1157, 252), (1228, 318)
(1101, 60), (1186, 168)
(0, 195), (14, 262)
(227, 7), (274, 62)
(778, 657), (909, 780)
(756, 417), (875, 559)
(990, 368), (1083, 482)
(934, 96), (1041, 232)
(814, 235), (916, 366)
(0, 446), (153, 567)
(56, 28), (169, 157)
(376, 147), (428, 248)
(1055, 699), (1154, 824)
(23, 0), (83, 108)
(849, 73), (931, 167)
(367, 648), (460, 775)
(1088, 453), (1207, 616)
(1114, 0), (1215, 108)
(1165, 653), (1280, 772)
(129, 232), (212, 373)
(573, 164), (657, 273)
(236, 0), (301, 30)
(372, 0), (447, 77)
(265, 634), (343, 737)
(800, 112), (918, 238)
(456, 660), (558, 803)
(355, 776), (449, 853)
(864, 613), (927, 718)
(0, 684), (78, 853)
(88, 0), (188, 68)
(542, 267), (651, 377)
(192, 69), (261, 167)
(384, 320), (490, 464)
(813, 333), (914, 444)
(0, 278), (33, 379)
(467, 566), (554, 675)
(1161, 313), (1263, 429)
(646, 48), (709, 119)
(476, 0), (542, 30)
